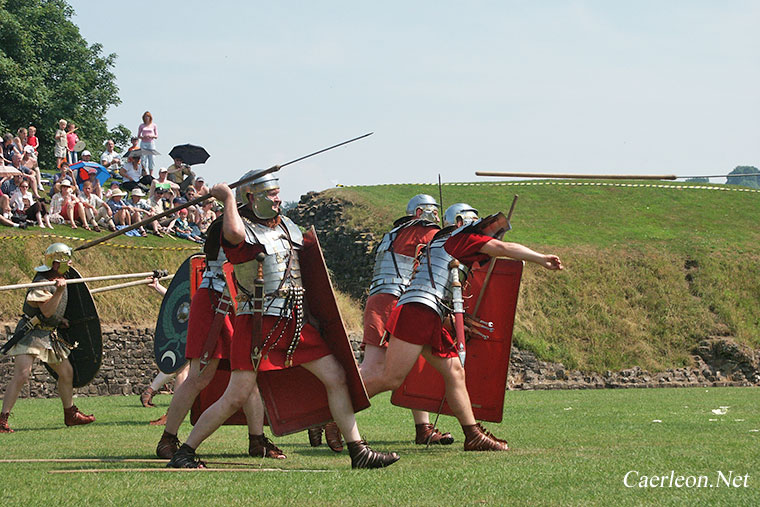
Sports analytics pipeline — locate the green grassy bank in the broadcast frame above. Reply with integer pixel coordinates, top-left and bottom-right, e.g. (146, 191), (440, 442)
(327, 180), (760, 372)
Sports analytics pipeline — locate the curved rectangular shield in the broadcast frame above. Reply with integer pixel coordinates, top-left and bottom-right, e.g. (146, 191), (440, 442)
(390, 258), (523, 422)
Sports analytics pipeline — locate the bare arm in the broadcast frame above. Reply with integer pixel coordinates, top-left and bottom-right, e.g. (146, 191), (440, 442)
(479, 239), (563, 270)
(210, 184), (244, 245)
(38, 279), (67, 318)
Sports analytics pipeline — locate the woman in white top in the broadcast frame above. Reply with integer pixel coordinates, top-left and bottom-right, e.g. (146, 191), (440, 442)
(10, 180), (52, 228)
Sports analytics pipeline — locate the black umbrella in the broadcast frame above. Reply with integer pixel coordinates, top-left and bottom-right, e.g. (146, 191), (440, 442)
(168, 144), (210, 166)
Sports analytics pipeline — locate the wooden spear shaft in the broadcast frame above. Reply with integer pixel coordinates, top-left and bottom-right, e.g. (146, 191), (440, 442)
(475, 171), (677, 180)
(90, 275), (174, 294)
(0, 271), (167, 292)
(74, 132), (373, 252)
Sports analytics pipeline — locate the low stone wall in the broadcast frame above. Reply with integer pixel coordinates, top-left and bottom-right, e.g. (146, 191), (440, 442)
(2, 325), (758, 400)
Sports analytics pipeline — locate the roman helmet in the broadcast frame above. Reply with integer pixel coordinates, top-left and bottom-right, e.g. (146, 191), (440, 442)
(235, 169), (280, 219)
(35, 242), (73, 273)
(406, 194), (441, 223)
(443, 203), (479, 227)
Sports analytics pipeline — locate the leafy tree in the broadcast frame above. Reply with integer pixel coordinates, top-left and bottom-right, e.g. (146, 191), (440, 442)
(0, 0), (126, 168)
(726, 166), (760, 189)
(685, 177), (709, 183)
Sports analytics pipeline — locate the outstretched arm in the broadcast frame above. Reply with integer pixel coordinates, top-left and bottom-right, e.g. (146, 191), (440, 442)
(480, 239), (563, 270)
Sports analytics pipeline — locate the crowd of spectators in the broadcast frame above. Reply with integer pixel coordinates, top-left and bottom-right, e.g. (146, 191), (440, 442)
(1, 112), (216, 243)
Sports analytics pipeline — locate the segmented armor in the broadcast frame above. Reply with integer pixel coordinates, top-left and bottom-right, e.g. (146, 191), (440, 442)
(233, 215), (304, 318)
(397, 227), (470, 319)
(368, 219), (436, 298)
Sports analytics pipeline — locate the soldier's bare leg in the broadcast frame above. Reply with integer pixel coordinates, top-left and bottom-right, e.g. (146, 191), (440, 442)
(164, 358), (218, 435)
(361, 344), (430, 425)
(301, 355), (360, 443)
(419, 349), (476, 426)
(183, 369), (257, 450)
(241, 384), (265, 435)
(1, 354), (34, 415)
(48, 358), (74, 408)
(363, 337), (423, 399)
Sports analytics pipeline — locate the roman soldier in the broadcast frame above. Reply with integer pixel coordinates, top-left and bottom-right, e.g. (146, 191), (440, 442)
(358, 194), (454, 445)
(157, 218), (284, 460)
(0, 243), (95, 433)
(168, 170), (399, 469)
(363, 203), (563, 451)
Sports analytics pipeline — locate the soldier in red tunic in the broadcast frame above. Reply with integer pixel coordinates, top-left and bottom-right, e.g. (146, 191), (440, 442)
(360, 194), (454, 445)
(168, 171), (399, 469)
(363, 203), (562, 451)
(156, 219), (284, 460)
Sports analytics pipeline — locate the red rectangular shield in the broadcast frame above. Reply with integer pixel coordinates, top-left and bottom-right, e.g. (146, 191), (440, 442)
(390, 258), (523, 422)
(191, 227), (370, 436)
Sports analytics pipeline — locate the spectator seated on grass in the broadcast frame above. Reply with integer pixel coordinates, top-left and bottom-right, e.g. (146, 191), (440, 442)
(100, 140), (121, 177)
(149, 187), (175, 229)
(9, 177), (51, 229)
(119, 152), (152, 192)
(166, 207), (202, 243)
(166, 157), (194, 193)
(20, 146), (44, 193)
(129, 188), (161, 236)
(10, 149), (41, 199)
(198, 200), (217, 235)
(106, 188), (133, 228)
(149, 167), (179, 201)
(58, 179), (91, 230)
(48, 182), (65, 225)
(50, 162), (76, 197)
(78, 180), (115, 232)
(191, 176), (209, 196)
(0, 188), (27, 229)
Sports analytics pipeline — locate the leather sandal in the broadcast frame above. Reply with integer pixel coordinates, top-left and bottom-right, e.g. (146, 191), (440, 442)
(167, 444), (206, 468)
(415, 423), (454, 445)
(249, 434), (286, 459)
(140, 387), (155, 407)
(156, 431), (181, 459)
(462, 423), (509, 451)
(307, 426), (322, 447)
(0, 412), (13, 433)
(347, 440), (400, 469)
(63, 405), (95, 427)
(325, 421), (343, 453)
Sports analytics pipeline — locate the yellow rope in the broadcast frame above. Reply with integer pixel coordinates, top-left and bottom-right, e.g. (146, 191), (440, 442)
(0, 233), (199, 251)
(343, 181), (760, 193)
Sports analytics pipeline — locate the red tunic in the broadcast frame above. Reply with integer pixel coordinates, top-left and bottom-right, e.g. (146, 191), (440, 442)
(386, 231), (492, 357)
(223, 237), (332, 372)
(185, 287), (234, 360)
(361, 222), (439, 348)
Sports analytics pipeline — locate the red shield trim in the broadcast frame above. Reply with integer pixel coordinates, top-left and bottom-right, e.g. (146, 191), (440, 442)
(191, 227), (369, 435)
(189, 255), (205, 298)
(390, 258), (523, 422)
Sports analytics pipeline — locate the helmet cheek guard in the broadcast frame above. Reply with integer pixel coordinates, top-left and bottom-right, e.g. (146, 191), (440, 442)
(236, 170), (280, 219)
(406, 194), (440, 223)
(443, 203), (479, 228)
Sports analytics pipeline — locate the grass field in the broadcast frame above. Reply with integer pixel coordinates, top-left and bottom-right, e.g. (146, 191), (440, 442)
(1, 387), (757, 505)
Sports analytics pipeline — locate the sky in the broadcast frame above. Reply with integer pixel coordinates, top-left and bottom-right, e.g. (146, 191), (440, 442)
(71, 0), (760, 201)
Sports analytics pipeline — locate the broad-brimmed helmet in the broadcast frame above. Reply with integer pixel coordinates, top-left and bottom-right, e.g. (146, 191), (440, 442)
(406, 194), (440, 223)
(35, 242), (73, 273)
(235, 170), (280, 219)
(443, 203), (479, 227)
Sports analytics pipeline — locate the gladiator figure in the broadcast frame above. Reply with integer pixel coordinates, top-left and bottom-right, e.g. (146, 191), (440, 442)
(359, 194), (454, 445)
(157, 218), (284, 460)
(168, 171), (399, 469)
(363, 203), (562, 451)
(0, 243), (95, 433)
